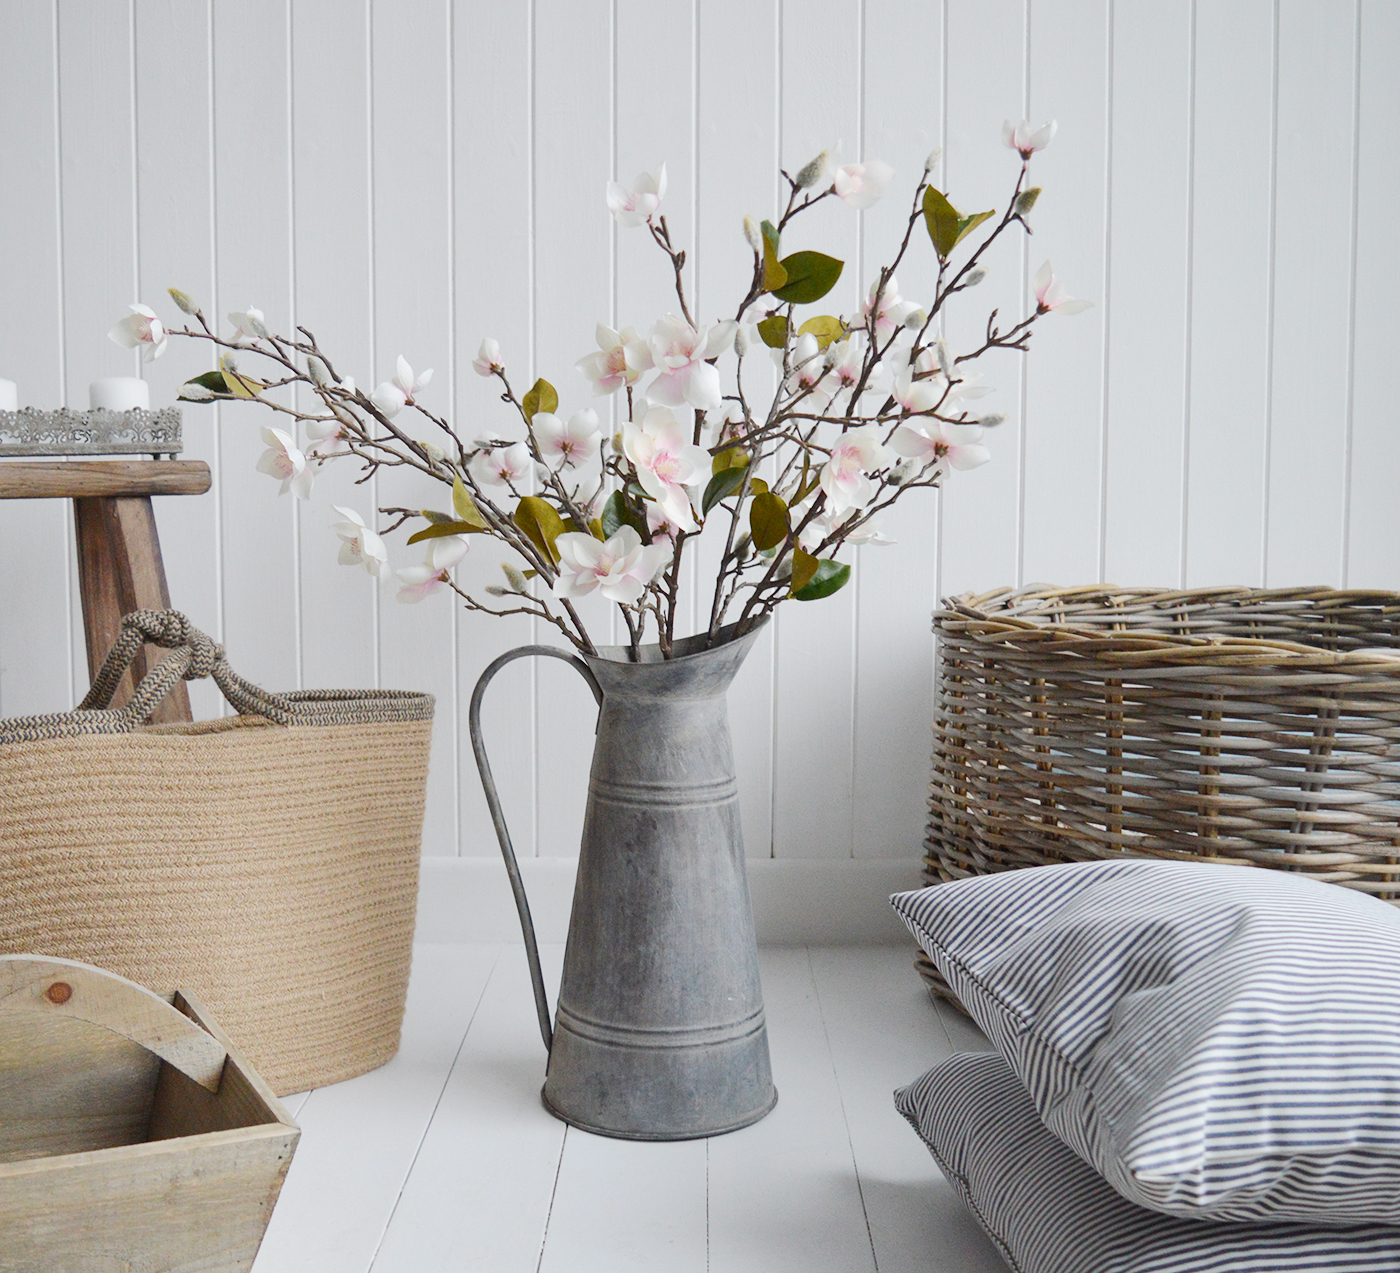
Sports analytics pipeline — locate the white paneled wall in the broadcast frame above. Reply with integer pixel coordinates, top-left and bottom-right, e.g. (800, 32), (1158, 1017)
(0, 0), (1396, 868)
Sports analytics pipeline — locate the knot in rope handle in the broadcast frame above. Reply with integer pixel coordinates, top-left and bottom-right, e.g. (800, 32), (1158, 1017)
(78, 608), (297, 728)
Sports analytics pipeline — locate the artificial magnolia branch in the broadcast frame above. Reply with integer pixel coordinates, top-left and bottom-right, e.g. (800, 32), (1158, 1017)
(118, 119), (1089, 660)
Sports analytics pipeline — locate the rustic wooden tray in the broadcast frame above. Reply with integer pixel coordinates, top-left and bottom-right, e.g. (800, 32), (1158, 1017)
(0, 955), (299, 1272)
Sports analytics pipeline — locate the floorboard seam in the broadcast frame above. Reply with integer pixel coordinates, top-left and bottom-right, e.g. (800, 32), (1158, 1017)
(807, 946), (881, 1273)
(364, 943), (506, 1272)
(535, 1125), (570, 1273)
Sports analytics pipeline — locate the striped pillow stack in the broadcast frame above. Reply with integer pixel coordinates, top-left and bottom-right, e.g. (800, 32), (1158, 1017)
(896, 1051), (1400, 1273)
(890, 860), (1400, 1268)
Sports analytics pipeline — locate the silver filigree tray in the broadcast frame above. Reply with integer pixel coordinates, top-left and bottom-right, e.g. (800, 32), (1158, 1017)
(0, 407), (182, 458)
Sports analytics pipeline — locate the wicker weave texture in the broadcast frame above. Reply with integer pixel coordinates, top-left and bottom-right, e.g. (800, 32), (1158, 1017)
(919, 585), (1400, 997)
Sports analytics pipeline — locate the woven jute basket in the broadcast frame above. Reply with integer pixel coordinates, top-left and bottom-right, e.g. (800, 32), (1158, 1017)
(919, 584), (1400, 1000)
(0, 609), (433, 1095)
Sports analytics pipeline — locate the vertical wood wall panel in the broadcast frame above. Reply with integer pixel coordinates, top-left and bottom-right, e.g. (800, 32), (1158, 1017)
(1101, 0), (1192, 587)
(1183, 0), (1275, 587)
(370, 0), (460, 857)
(1266, 0), (1358, 587)
(0, 0), (1396, 865)
(771, 0), (862, 860)
(850, 0), (944, 860)
(135, 0), (223, 721)
(1346, 0), (1400, 588)
(211, 0), (298, 692)
(0, 2), (72, 719)
(532, 0), (614, 857)
(938, 0), (1027, 599)
(453, 0), (538, 856)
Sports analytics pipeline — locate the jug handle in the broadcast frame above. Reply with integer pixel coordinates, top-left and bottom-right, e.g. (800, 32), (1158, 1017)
(468, 645), (603, 1056)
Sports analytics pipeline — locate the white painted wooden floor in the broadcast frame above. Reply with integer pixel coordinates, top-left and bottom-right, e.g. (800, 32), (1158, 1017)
(251, 944), (1004, 1273)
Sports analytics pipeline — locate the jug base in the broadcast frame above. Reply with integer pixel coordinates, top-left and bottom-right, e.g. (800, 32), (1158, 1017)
(540, 1084), (778, 1141)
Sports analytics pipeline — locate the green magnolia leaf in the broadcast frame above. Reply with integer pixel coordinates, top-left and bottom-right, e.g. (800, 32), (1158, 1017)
(792, 558), (850, 601)
(761, 220), (787, 292)
(749, 491), (790, 551)
(588, 517), (605, 540)
(797, 315), (844, 350)
(407, 519), (488, 544)
(513, 495), (566, 563)
(521, 378), (558, 422)
(219, 355), (261, 399)
(793, 453), (820, 505)
(702, 465), (749, 515)
(923, 186), (996, 259)
(757, 316), (790, 349)
(748, 477), (769, 495)
(600, 489), (648, 540)
(452, 474), (490, 528)
(771, 251), (844, 305)
(789, 548), (820, 595)
(179, 370), (228, 401)
(711, 447), (750, 475)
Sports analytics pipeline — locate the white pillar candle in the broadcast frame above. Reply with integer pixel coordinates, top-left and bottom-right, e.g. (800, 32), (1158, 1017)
(0, 379), (16, 411)
(90, 377), (150, 411)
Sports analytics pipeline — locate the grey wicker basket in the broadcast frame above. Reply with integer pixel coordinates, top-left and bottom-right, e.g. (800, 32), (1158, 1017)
(918, 584), (1400, 999)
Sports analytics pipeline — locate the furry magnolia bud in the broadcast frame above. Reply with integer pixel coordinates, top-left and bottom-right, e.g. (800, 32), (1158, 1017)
(743, 214), (762, 254)
(1014, 186), (1042, 217)
(924, 147), (943, 173)
(734, 326), (749, 358)
(964, 265), (989, 288)
(306, 355), (330, 386)
(502, 562), (529, 592)
(794, 149), (830, 189)
(167, 287), (197, 316)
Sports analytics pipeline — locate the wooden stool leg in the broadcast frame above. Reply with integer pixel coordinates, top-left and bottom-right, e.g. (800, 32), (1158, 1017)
(73, 496), (193, 723)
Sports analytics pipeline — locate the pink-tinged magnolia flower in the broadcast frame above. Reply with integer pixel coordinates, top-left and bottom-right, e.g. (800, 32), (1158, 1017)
(820, 425), (892, 514)
(643, 315), (737, 412)
(108, 304), (167, 362)
(833, 159), (894, 210)
(552, 526), (673, 604)
(305, 376), (356, 458)
(785, 332), (834, 410)
(793, 497), (895, 552)
(623, 407), (710, 532)
(396, 536), (469, 604)
(534, 409), (602, 470)
(329, 505), (388, 577)
(1002, 118), (1057, 159)
(227, 308), (267, 345)
(255, 425), (314, 499)
(862, 276), (920, 342)
(1033, 261), (1092, 315)
(892, 371), (940, 415)
(371, 355), (433, 418)
(606, 164), (667, 228)
(472, 338), (503, 377)
(891, 419), (991, 474)
(576, 323), (648, 395)
(646, 501), (682, 544)
(469, 441), (533, 488)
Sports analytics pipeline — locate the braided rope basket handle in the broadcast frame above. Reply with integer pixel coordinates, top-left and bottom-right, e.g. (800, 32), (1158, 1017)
(77, 608), (299, 728)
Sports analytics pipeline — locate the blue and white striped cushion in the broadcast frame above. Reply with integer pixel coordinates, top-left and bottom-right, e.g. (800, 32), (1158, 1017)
(896, 1051), (1400, 1273)
(891, 860), (1400, 1225)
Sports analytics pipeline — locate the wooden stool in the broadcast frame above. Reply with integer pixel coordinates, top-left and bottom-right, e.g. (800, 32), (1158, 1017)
(0, 461), (212, 724)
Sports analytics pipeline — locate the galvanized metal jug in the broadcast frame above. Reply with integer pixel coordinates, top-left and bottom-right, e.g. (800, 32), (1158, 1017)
(469, 620), (776, 1141)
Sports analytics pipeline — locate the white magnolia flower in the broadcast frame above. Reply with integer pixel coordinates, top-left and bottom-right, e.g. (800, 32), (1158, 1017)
(893, 371), (940, 415)
(833, 159), (894, 210)
(785, 332), (834, 410)
(329, 506), (388, 577)
(622, 407), (710, 532)
(255, 425), (313, 499)
(472, 338), (503, 377)
(643, 314), (737, 412)
(794, 497), (895, 552)
(606, 164), (667, 228)
(646, 501), (682, 544)
(227, 307), (267, 345)
(861, 276), (920, 342)
(576, 323), (648, 395)
(534, 409), (601, 470)
(108, 304), (166, 362)
(826, 335), (880, 403)
(552, 526), (673, 604)
(819, 425), (891, 514)
(371, 355), (433, 418)
(891, 419), (991, 474)
(469, 441), (533, 488)
(1033, 261), (1092, 315)
(396, 536), (469, 604)
(1002, 118), (1057, 159)
(305, 376), (356, 458)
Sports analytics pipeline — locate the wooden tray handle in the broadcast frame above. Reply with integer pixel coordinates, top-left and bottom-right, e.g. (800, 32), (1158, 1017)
(0, 956), (227, 1092)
